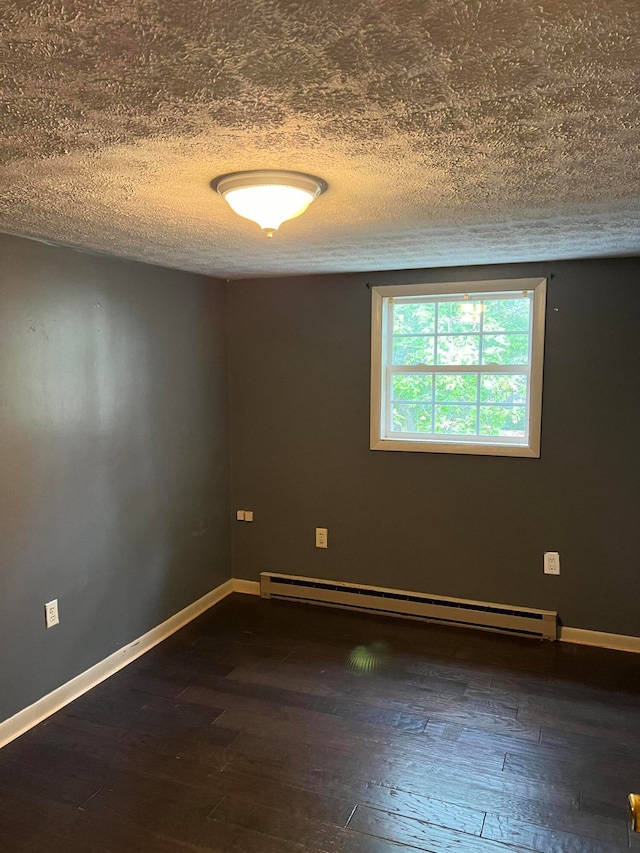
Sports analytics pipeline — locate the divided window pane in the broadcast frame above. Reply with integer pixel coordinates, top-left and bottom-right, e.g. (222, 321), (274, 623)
(480, 406), (526, 436)
(482, 334), (529, 365)
(483, 298), (530, 332)
(374, 282), (545, 455)
(392, 374), (433, 402)
(393, 303), (435, 335)
(435, 374), (477, 403)
(480, 374), (527, 404)
(437, 335), (480, 365)
(393, 336), (435, 365)
(435, 405), (477, 435)
(437, 301), (482, 333)
(392, 404), (432, 433)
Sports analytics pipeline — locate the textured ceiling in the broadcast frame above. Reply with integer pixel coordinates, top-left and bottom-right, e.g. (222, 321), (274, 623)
(0, 0), (638, 278)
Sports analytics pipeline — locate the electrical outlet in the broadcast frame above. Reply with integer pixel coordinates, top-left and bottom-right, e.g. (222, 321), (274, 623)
(44, 599), (59, 628)
(315, 527), (328, 548)
(544, 552), (560, 575)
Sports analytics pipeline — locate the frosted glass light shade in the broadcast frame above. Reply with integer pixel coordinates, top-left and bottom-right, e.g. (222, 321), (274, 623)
(212, 170), (327, 237)
(224, 184), (314, 232)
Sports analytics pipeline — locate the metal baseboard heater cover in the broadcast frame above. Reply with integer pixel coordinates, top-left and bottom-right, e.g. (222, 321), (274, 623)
(260, 573), (557, 640)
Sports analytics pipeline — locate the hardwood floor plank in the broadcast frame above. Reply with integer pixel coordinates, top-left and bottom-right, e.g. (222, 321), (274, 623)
(212, 701), (411, 749)
(179, 680), (430, 732)
(225, 749), (580, 816)
(63, 687), (225, 735)
(116, 727), (235, 769)
(211, 795), (349, 852)
(216, 766), (358, 825)
(348, 797), (485, 836)
(27, 809), (198, 853)
(541, 724), (640, 761)
(0, 756), (102, 807)
(0, 814), (42, 848)
(213, 795), (530, 853)
(0, 781), (80, 828)
(44, 711), (130, 742)
(580, 794), (629, 822)
(192, 634), (292, 667)
(504, 749), (638, 790)
(223, 729), (506, 796)
(222, 750), (504, 821)
(517, 705), (640, 747)
(482, 812), (627, 853)
(348, 803), (527, 852)
(179, 816), (324, 853)
(581, 773), (640, 810)
(230, 720), (505, 771)
(82, 772), (222, 820)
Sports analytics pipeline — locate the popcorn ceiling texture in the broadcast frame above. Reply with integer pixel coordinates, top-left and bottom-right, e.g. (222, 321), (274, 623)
(0, 0), (638, 278)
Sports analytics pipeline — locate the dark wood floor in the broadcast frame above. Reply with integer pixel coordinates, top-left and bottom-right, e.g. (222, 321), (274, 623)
(1, 594), (639, 852)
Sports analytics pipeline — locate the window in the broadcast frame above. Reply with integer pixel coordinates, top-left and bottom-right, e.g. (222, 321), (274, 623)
(370, 278), (547, 457)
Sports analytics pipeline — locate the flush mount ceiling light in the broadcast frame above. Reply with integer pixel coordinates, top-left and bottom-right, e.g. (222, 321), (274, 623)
(211, 170), (327, 237)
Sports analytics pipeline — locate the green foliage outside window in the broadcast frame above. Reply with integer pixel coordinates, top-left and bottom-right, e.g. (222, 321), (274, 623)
(390, 297), (530, 438)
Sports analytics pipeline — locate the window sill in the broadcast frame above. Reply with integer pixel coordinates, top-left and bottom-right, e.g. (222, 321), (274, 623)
(370, 437), (540, 458)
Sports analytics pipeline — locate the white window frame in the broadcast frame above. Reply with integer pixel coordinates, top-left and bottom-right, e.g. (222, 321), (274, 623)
(370, 278), (547, 457)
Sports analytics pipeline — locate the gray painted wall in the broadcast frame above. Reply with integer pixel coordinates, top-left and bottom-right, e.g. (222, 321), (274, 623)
(230, 258), (640, 636)
(0, 234), (230, 721)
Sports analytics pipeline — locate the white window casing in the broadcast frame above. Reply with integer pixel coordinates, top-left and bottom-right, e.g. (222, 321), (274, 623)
(370, 278), (547, 457)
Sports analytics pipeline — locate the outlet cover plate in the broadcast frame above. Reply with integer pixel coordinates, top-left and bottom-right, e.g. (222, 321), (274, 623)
(544, 552), (560, 575)
(315, 528), (328, 548)
(45, 599), (59, 628)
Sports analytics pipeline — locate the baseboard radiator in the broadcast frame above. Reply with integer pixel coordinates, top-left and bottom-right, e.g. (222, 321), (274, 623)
(260, 573), (557, 640)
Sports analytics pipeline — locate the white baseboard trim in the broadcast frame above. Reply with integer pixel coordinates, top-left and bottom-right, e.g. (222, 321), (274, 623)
(0, 578), (234, 750)
(559, 626), (640, 654)
(232, 578), (260, 595)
